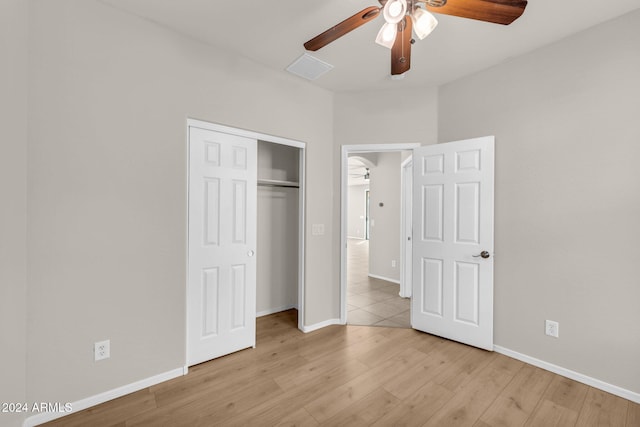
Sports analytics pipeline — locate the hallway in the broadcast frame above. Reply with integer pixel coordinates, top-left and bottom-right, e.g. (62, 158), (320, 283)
(347, 238), (410, 328)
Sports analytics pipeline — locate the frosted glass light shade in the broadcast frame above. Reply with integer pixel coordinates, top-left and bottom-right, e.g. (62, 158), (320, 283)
(412, 7), (438, 40)
(383, 0), (407, 24)
(375, 22), (397, 49)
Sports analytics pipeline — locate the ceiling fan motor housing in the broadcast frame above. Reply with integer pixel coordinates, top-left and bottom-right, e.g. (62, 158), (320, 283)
(423, 0), (448, 8)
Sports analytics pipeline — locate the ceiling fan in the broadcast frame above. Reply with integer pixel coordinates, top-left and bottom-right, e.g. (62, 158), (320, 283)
(304, 0), (528, 76)
(350, 168), (371, 180)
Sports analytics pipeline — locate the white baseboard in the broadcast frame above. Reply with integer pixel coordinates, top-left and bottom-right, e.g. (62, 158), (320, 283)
(301, 318), (343, 333)
(368, 273), (400, 285)
(256, 304), (297, 318)
(494, 345), (640, 404)
(347, 236), (366, 240)
(23, 367), (186, 427)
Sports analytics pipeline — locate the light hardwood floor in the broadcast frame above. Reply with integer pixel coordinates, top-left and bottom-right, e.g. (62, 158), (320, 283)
(43, 310), (639, 427)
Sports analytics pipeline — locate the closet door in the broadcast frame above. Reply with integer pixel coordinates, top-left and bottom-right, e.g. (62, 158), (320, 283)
(188, 126), (257, 366)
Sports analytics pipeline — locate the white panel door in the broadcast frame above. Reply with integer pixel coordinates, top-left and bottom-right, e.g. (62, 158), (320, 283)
(412, 137), (494, 350)
(188, 126), (257, 366)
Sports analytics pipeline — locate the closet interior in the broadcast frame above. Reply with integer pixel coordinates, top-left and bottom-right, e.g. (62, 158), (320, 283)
(256, 140), (301, 318)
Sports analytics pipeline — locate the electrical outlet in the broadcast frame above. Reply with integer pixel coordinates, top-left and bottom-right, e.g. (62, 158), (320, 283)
(391, 260), (397, 268)
(545, 320), (559, 338)
(94, 340), (110, 361)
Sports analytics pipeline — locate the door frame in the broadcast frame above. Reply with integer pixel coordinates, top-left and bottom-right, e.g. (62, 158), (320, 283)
(340, 143), (420, 324)
(186, 118), (306, 368)
(400, 155), (413, 299)
(365, 189), (370, 240)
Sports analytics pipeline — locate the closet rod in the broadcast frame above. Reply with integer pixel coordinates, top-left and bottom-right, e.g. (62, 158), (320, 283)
(257, 179), (299, 189)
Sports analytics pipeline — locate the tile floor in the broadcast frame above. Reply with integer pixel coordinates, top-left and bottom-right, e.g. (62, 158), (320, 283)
(347, 238), (410, 328)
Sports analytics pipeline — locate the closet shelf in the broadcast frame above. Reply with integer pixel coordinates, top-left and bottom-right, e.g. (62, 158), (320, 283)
(257, 179), (299, 188)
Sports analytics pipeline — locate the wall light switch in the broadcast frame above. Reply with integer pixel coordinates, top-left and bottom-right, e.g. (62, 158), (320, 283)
(312, 224), (325, 236)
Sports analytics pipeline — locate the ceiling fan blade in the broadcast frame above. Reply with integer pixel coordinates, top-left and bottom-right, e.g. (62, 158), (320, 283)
(391, 17), (412, 75)
(304, 6), (381, 51)
(427, 0), (527, 25)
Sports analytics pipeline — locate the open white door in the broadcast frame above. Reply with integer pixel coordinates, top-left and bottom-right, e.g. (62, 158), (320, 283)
(188, 126), (257, 366)
(412, 137), (494, 350)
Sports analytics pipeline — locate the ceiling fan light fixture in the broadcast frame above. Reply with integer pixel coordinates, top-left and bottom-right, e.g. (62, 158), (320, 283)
(383, 0), (407, 24)
(375, 22), (397, 49)
(412, 7), (438, 40)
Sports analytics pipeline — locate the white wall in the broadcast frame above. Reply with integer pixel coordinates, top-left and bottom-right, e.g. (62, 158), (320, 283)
(257, 187), (299, 315)
(438, 10), (640, 394)
(347, 184), (369, 239)
(368, 152), (402, 282)
(0, 1), (28, 426)
(334, 87), (438, 146)
(26, 0), (333, 409)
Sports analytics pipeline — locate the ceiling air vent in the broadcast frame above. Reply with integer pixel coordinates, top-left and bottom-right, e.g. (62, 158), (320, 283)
(286, 53), (333, 81)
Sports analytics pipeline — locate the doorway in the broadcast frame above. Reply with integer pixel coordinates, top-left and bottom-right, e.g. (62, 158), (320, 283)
(340, 143), (420, 326)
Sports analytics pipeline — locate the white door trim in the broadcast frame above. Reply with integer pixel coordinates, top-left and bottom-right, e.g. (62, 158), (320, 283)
(186, 118), (306, 358)
(400, 155), (413, 298)
(340, 143), (421, 324)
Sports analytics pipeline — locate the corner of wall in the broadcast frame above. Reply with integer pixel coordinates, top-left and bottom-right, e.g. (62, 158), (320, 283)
(0, 0), (28, 426)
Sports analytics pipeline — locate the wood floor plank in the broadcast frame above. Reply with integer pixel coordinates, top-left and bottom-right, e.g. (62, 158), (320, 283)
(274, 408), (319, 427)
(39, 310), (639, 427)
(297, 325), (381, 362)
(575, 387), (629, 427)
(223, 358), (371, 425)
(627, 401), (640, 427)
(371, 381), (454, 427)
(433, 346), (498, 393)
(523, 399), (579, 427)
(43, 390), (156, 427)
(366, 347), (430, 392)
(151, 350), (307, 410)
(382, 340), (469, 400)
(477, 364), (554, 427)
(423, 354), (524, 427)
(193, 377), (284, 426)
(320, 388), (400, 426)
(273, 346), (371, 390)
(303, 371), (381, 422)
(355, 327), (424, 368)
(542, 376), (590, 412)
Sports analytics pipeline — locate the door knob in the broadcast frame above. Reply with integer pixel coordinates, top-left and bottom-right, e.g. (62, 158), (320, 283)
(247, 250), (255, 257)
(473, 251), (490, 259)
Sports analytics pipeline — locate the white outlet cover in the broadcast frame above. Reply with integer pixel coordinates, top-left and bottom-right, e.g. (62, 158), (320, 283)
(94, 340), (110, 361)
(545, 320), (559, 338)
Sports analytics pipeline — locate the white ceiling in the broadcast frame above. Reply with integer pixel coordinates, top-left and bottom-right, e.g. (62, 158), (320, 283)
(100, 0), (639, 92)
